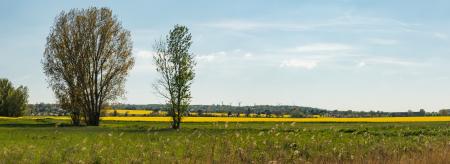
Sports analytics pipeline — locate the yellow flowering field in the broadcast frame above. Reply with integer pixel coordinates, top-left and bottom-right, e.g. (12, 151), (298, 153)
(103, 109), (153, 115)
(99, 116), (450, 122)
(3, 116), (450, 123)
(102, 110), (294, 117)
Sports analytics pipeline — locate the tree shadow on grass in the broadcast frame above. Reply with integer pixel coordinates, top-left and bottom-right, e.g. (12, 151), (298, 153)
(122, 127), (169, 133)
(0, 122), (85, 128)
(0, 123), (57, 128)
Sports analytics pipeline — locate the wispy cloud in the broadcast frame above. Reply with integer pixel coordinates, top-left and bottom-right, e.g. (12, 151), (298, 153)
(136, 50), (154, 59)
(357, 61), (367, 68)
(286, 43), (353, 53)
(280, 59), (318, 70)
(433, 32), (448, 40)
(132, 50), (156, 73)
(368, 58), (420, 66)
(196, 55), (217, 62)
(203, 20), (310, 31)
(196, 49), (257, 63)
(368, 38), (399, 45)
(196, 51), (227, 62)
(327, 14), (417, 32)
(196, 45), (422, 72)
(358, 57), (422, 67)
(243, 53), (253, 59)
(202, 14), (417, 33)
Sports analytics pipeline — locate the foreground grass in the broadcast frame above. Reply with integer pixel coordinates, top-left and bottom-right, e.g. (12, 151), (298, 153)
(0, 118), (449, 163)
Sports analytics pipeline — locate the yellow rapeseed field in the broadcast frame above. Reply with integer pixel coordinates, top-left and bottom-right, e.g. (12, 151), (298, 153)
(3, 116), (450, 123)
(99, 116), (450, 122)
(103, 109), (152, 115)
(0, 116), (17, 120)
(102, 110), (292, 117)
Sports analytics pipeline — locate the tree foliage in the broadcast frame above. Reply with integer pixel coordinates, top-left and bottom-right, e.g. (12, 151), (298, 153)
(43, 7), (134, 126)
(154, 25), (196, 129)
(0, 79), (29, 117)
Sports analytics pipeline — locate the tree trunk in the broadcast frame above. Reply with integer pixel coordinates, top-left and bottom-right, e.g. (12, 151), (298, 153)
(86, 110), (100, 126)
(176, 118), (181, 129)
(71, 115), (80, 126)
(87, 116), (99, 126)
(71, 116), (80, 126)
(171, 116), (181, 129)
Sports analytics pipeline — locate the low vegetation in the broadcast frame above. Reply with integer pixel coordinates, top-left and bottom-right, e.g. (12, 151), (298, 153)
(0, 118), (448, 163)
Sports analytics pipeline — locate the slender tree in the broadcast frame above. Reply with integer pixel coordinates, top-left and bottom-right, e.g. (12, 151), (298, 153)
(0, 78), (29, 117)
(43, 7), (134, 126)
(154, 25), (196, 129)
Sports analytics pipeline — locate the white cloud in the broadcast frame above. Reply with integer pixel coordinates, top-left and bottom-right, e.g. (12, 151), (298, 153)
(133, 64), (156, 73)
(136, 50), (154, 59)
(202, 14), (416, 33)
(243, 53), (253, 58)
(287, 43), (353, 53)
(357, 61), (366, 67)
(370, 58), (418, 66)
(196, 50), (256, 63)
(196, 51), (227, 62)
(368, 38), (399, 45)
(233, 49), (242, 53)
(204, 20), (265, 31)
(197, 54), (217, 62)
(360, 57), (421, 67)
(330, 14), (416, 30)
(203, 20), (310, 31)
(132, 50), (156, 73)
(280, 59), (318, 70)
(433, 32), (448, 40)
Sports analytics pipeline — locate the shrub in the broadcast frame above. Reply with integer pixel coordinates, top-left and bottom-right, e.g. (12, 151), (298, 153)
(0, 78), (29, 117)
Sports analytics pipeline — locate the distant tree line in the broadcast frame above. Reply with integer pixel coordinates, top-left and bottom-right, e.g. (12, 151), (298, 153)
(28, 103), (67, 116)
(28, 103), (446, 117)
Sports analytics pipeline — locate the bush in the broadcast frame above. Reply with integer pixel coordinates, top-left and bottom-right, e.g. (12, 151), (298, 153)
(0, 78), (29, 117)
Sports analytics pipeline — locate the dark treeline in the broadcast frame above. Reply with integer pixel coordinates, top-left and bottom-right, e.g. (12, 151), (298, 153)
(113, 104), (328, 117)
(28, 103), (449, 117)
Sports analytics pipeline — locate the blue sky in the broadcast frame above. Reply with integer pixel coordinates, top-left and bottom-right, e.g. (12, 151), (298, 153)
(1, 0), (450, 112)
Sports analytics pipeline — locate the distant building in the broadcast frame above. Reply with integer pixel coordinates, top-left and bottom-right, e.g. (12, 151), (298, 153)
(439, 109), (450, 116)
(390, 109), (426, 117)
(390, 112), (409, 117)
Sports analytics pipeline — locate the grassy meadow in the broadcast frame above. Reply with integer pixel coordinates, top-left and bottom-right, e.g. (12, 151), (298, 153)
(0, 117), (449, 163)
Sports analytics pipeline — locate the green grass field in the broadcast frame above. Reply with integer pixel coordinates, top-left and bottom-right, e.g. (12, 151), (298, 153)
(0, 118), (449, 163)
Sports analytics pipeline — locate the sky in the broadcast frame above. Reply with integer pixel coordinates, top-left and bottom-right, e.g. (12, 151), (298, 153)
(1, 0), (450, 112)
